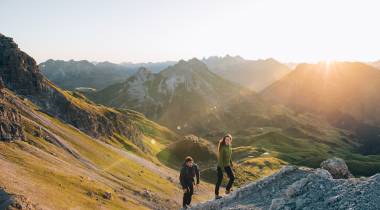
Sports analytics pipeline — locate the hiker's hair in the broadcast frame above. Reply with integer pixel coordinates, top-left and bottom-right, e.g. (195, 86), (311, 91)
(185, 156), (193, 163)
(217, 134), (232, 152)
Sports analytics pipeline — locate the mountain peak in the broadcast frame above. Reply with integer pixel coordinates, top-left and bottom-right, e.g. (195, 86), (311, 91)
(223, 54), (245, 62)
(0, 33), (44, 95)
(135, 67), (153, 79)
(172, 58), (207, 70)
(0, 33), (18, 49)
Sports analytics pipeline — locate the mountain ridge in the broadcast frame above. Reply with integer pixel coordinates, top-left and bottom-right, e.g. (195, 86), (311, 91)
(203, 56), (292, 91)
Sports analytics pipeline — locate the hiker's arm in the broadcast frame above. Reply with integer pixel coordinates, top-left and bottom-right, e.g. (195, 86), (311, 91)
(195, 165), (200, 184)
(179, 168), (186, 188)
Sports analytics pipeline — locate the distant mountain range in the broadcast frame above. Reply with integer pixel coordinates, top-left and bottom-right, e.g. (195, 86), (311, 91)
(120, 61), (176, 73)
(40, 59), (133, 90)
(202, 55), (292, 91)
(40, 59), (176, 91)
(89, 58), (249, 130)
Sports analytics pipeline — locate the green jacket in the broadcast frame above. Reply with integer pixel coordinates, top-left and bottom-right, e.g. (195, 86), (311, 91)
(218, 144), (232, 167)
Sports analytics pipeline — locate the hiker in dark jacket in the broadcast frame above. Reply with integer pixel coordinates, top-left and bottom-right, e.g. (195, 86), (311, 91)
(215, 134), (235, 199)
(179, 156), (200, 208)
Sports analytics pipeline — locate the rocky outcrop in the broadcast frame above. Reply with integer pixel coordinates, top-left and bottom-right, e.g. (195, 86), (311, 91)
(0, 189), (41, 210)
(320, 157), (354, 179)
(0, 35), (45, 95)
(190, 159), (379, 210)
(0, 94), (24, 141)
(0, 33), (144, 146)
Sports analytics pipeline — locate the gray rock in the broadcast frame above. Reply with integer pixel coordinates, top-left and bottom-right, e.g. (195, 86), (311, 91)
(0, 95), (24, 142)
(320, 157), (354, 179)
(269, 198), (286, 210)
(189, 163), (380, 210)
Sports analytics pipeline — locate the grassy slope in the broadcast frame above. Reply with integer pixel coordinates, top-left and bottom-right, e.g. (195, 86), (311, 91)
(0, 90), (213, 209)
(230, 123), (380, 176)
(192, 95), (380, 178)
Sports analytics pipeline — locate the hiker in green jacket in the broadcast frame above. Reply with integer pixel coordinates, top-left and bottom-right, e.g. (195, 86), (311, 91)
(215, 134), (235, 199)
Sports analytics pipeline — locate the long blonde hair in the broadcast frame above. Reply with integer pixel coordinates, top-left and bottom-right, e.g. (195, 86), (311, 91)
(217, 133), (232, 152)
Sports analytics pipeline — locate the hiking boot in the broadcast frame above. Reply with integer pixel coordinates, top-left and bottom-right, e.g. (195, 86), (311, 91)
(226, 189), (233, 194)
(215, 195), (223, 200)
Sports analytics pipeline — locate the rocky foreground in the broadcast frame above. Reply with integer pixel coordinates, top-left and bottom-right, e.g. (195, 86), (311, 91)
(190, 158), (380, 210)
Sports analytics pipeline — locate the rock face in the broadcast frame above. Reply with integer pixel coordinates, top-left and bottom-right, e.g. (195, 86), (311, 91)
(190, 161), (380, 210)
(0, 188), (41, 210)
(0, 94), (24, 141)
(0, 35), (45, 95)
(0, 33), (143, 144)
(320, 157), (354, 179)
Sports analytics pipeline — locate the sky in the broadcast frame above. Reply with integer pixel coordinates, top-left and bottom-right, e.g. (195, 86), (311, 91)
(1, 0), (380, 63)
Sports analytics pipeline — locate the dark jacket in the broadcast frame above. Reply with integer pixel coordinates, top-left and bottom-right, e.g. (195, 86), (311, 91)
(179, 163), (200, 188)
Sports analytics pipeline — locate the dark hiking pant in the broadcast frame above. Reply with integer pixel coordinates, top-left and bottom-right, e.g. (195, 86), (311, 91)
(215, 166), (235, 196)
(183, 183), (194, 207)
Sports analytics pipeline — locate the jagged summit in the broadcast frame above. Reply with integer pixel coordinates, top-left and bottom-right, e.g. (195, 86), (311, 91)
(0, 33), (45, 95)
(190, 159), (380, 210)
(134, 67), (153, 80)
(161, 58), (210, 76)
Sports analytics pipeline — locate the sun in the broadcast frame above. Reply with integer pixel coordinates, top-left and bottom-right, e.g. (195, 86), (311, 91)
(321, 59), (337, 76)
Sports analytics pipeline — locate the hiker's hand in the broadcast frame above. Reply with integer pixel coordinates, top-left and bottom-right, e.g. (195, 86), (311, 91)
(183, 188), (188, 193)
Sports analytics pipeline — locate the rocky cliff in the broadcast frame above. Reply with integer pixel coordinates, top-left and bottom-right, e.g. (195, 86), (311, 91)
(0, 33), (143, 143)
(190, 158), (380, 210)
(0, 91), (24, 142)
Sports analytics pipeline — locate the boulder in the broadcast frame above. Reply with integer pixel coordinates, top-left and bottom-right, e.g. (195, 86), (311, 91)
(320, 157), (354, 179)
(103, 192), (112, 200)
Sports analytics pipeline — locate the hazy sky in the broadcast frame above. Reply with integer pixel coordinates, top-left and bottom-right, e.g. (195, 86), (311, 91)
(1, 0), (380, 63)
